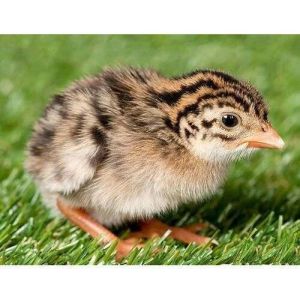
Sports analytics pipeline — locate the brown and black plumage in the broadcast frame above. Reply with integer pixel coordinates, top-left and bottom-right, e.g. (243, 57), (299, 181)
(26, 67), (284, 259)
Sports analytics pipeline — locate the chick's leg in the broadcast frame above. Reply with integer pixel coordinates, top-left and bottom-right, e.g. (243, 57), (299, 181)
(56, 199), (142, 260)
(128, 219), (215, 245)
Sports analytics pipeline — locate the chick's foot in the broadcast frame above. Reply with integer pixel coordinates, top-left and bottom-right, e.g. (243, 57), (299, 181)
(57, 199), (143, 261)
(127, 219), (216, 245)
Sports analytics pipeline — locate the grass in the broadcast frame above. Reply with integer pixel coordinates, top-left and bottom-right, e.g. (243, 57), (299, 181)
(0, 35), (299, 265)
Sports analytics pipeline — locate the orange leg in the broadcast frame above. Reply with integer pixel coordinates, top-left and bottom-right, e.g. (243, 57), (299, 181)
(128, 219), (216, 245)
(183, 222), (208, 232)
(57, 199), (142, 261)
(57, 200), (216, 261)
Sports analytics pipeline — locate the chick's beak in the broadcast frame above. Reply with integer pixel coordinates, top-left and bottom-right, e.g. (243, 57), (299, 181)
(242, 126), (285, 150)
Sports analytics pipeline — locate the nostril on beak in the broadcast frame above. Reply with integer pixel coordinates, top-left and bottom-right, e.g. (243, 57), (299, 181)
(261, 124), (268, 132)
(242, 125), (285, 150)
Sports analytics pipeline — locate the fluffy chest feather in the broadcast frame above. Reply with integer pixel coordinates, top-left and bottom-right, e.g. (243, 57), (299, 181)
(68, 144), (229, 226)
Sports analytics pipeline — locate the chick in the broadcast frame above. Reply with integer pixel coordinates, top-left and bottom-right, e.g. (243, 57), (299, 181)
(26, 67), (284, 259)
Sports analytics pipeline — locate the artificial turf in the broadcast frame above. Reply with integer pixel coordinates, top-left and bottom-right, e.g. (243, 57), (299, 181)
(0, 35), (299, 264)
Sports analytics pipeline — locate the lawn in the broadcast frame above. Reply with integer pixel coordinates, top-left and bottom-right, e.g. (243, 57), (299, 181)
(0, 35), (299, 265)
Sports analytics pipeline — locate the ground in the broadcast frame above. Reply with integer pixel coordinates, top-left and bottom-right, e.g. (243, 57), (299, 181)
(0, 35), (299, 265)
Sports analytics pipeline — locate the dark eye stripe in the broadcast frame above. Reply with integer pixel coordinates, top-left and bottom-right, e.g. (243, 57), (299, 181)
(170, 103), (200, 134)
(212, 133), (236, 141)
(188, 122), (200, 131)
(170, 90), (249, 134)
(202, 119), (217, 129)
(184, 128), (192, 139)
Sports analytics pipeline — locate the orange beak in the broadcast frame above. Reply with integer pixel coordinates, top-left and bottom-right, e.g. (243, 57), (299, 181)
(241, 126), (285, 149)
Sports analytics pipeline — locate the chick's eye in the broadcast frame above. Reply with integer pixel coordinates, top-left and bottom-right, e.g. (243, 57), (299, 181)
(222, 114), (239, 128)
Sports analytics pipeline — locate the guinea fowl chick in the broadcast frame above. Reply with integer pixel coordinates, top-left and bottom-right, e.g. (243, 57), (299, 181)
(26, 67), (284, 259)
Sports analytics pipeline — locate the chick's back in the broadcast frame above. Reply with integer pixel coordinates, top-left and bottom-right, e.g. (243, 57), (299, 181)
(26, 68), (174, 200)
